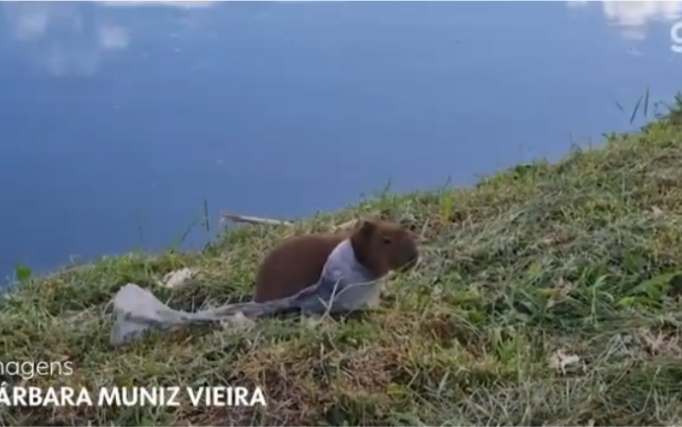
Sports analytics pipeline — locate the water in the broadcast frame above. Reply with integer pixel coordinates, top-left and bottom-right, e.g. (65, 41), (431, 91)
(1, 1), (681, 278)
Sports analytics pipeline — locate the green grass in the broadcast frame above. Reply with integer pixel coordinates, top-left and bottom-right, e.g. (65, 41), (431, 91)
(5, 100), (682, 426)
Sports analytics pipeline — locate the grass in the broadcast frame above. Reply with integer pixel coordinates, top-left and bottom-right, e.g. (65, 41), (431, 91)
(4, 99), (682, 426)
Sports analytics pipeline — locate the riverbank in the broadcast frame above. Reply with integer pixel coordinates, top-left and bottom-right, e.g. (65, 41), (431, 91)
(4, 103), (682, 425)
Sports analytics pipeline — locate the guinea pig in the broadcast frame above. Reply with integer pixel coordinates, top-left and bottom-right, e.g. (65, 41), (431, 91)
(253, 218), (419, 303)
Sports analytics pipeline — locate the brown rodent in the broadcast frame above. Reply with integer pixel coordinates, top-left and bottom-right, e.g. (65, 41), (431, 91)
(253, 218), (419, 303)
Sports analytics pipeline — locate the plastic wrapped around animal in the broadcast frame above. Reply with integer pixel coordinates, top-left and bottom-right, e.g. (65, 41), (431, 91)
(110, 239), (383, 345)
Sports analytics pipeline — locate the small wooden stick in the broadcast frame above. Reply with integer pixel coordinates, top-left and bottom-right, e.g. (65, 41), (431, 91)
(331, 218), (359, 231)
(220, 212), (293, 226)
(220, 211), (377, 231)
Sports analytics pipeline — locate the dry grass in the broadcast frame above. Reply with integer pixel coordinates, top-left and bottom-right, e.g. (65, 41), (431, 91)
(4, 100), (682, 426)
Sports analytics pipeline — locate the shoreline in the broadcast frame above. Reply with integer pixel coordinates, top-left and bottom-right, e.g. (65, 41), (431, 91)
(3, 101), (682, 425)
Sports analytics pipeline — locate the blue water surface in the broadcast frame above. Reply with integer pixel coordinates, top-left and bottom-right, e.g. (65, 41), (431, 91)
(1, 1), (681, 278)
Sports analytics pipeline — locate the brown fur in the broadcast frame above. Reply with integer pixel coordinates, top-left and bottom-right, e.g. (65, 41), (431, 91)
(253, 218), (419, 303)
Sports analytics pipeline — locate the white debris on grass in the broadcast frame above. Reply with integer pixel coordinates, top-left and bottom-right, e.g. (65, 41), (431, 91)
(548, 349), (582, 375)
(159, 268), (197, 290)
(220, 311), (256, 331)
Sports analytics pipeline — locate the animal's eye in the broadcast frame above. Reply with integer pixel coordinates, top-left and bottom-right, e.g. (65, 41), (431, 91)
(382, 236), (392, 244)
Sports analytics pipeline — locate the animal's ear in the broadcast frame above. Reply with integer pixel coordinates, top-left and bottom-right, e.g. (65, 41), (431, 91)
(359, 219), (377, 236)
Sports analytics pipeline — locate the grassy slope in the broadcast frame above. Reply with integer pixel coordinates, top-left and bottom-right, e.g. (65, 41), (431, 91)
(4, 106), (682, 426)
